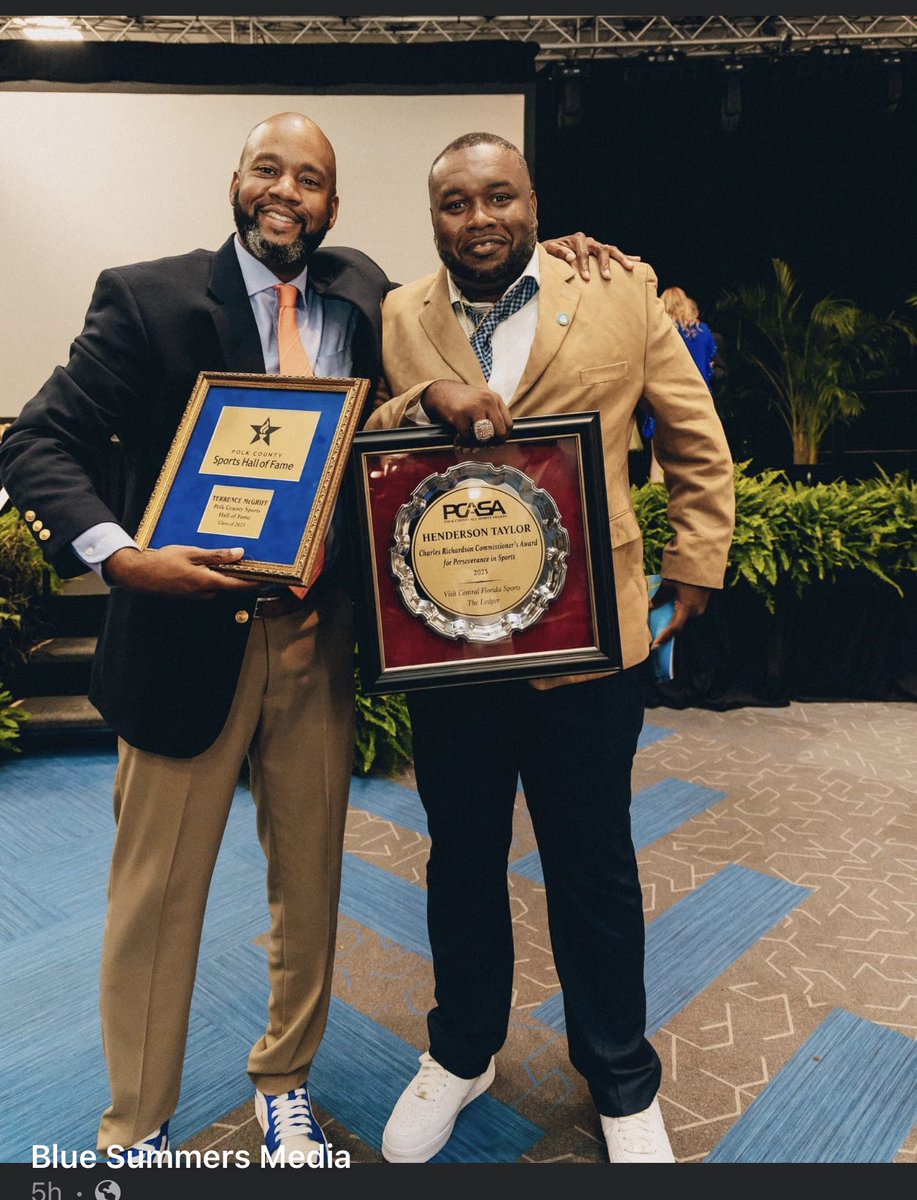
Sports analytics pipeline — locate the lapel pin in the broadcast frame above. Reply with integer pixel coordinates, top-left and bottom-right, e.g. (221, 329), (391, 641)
(556, 313), (570, 326)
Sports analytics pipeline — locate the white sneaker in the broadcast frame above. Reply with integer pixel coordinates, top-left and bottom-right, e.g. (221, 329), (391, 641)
(382, 1051), (496, 1163)
(600, 1097), (676, 1163)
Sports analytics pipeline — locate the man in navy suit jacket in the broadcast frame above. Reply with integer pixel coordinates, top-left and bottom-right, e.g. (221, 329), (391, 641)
(0, 112), (393, 1162)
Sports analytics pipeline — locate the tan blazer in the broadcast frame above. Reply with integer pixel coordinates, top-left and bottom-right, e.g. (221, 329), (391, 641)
(366, 246), (735, 680)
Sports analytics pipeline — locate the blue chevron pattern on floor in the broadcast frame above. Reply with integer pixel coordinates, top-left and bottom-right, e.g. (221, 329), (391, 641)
(509, 776), (726, 883)
(636, 721), (675, 749)
(339, 854), (431, 959)
(0, 742), (823, 1165)
(532, 865), (812, 1036)
(707, 1008), (917, 1162)
(0, 749), (533, 1161)
(348, 774), (428, 836)
(313, 997), (543, 1162)
(195, 943), (543, 1162)
(347, 721), (678, 840)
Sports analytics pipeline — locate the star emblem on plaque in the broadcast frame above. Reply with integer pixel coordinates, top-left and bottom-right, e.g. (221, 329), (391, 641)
(250, 415), (281, 445)
(391, 461), (570, 642)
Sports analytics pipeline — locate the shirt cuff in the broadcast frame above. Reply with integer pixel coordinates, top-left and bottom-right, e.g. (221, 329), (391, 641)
(72, 523), (139, 579)
(403, 396), (432, 425)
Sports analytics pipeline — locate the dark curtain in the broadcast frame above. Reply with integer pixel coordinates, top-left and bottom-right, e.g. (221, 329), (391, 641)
(646, 575), (917, 709)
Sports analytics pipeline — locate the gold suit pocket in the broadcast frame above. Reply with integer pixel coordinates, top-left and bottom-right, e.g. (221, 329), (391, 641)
(609, 508), (642, 548)
(580, 361), (629, 387)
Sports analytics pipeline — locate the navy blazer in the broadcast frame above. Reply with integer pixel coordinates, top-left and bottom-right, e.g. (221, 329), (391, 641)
(0, 236), (393, 756)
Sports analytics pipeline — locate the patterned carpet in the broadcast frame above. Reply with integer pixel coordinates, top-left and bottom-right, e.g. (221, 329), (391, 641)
(1, 701), (915, 1165)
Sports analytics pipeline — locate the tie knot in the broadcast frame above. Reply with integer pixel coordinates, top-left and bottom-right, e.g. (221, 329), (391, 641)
(275, 283), (299, 311)
(472, 275), (538, 342)
(467, 274), (539, 380)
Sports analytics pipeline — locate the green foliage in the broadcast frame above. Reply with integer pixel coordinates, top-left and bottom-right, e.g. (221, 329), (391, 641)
(0, 511), (61, 724)
(634, 463), (917, 612)
(0, 507), (61, 694)
(0, 508), (60, 755)
(353, 664), (413, 777)
(0, 688), (28, 754)
(717, 259), (916, 464)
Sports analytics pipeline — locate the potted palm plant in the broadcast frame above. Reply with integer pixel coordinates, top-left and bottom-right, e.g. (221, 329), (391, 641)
(717, 259), (915, 469)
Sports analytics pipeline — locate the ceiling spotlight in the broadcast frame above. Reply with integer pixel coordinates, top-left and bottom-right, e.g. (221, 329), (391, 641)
(646, 50), (680, 65)
(19, 17), (83, 42)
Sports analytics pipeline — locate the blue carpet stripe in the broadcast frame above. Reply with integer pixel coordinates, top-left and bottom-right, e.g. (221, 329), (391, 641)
(509, 776), (726, 884)
(509, 850), (546, 883)
(339, 854), (431, 959)
(631, 778), (727, 848)
(533, 866), (812, 1036)
(707, 1008), (917, 1163)
(312, 997), (543, 1163)
(0, 868), (67, 942)
(198, 943), (543, 1163)
(348, 775), (428, 836)
(0, 751), (117, 864)
(637, 721), (675, 749)
(2, 835), (114, 921)
(347, 721), (677, 841)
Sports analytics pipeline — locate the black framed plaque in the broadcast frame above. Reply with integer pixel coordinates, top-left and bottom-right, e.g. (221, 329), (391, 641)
(135, 371), (369, 584)
(348, 411), (621, 694)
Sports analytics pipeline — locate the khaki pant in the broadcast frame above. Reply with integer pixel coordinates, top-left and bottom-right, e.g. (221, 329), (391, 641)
(97, 588), (355, 1152)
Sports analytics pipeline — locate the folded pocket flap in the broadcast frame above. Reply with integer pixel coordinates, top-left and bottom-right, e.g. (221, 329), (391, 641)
(610, 508), (642, 547)
(580, 360), (629, 387)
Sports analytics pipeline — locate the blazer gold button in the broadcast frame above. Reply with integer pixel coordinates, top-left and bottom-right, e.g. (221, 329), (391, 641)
(39, 529), (51, 541)
(234, 610), (250, 625)
(24, 510), (36, 522)
(32, 519), (43, 531)
(557, 313), (570, 326)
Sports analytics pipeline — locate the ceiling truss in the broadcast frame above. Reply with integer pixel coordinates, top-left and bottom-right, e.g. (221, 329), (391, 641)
(2, 15), (916, 62)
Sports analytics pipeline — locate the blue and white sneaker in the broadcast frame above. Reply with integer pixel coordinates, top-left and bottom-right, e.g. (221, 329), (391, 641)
(255, 1083), (328, 1162)
(113, 1121), (170, 1165)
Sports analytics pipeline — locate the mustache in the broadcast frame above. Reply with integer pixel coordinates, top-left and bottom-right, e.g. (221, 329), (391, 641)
(232, 195), (330, 269)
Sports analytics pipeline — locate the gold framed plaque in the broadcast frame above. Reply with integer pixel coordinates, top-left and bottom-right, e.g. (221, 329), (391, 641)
(347, 412), (621, 694)
(135, 371), (369, 584)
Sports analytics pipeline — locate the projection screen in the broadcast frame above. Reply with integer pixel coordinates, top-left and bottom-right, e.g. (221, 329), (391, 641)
(0, 89), (526, 415)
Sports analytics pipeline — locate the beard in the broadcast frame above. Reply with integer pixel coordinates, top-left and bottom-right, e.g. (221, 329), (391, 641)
(232, 195), (331, 273)
(436, 223), (538, 295)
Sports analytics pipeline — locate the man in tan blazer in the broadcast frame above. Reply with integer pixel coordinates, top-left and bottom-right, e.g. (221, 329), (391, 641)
(366, 132), (734, 1164)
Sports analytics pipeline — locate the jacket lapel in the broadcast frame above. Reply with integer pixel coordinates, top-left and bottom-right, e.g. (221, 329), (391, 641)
(419, 268), (488, 384)
(512, 246), (581, 405)
(206, 236), (266, 374)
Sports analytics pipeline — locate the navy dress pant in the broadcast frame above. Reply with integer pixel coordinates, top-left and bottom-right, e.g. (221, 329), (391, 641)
(407, 666), (662, 1118)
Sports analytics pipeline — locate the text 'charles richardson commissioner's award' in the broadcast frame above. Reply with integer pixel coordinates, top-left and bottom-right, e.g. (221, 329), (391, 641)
(391, 461), (570, 642)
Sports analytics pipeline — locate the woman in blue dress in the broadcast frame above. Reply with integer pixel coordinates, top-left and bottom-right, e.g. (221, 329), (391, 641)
(645, 287), (719, 482)
(661, 286), (718, 390)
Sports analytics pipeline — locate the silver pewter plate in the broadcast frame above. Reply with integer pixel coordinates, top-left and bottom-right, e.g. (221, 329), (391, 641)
(391, 460), (569, 643)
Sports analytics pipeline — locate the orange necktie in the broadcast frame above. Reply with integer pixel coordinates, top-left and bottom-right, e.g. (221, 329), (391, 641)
(275, 283), (315, 377)
(274, 283), (323, 594)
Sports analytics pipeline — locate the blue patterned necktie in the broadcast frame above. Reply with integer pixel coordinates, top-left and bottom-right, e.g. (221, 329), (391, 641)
(466, 274), (539, 380)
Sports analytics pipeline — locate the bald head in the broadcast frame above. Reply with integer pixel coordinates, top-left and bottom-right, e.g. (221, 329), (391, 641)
(230, 111), (340, 281)
(239, 112), (337, 195)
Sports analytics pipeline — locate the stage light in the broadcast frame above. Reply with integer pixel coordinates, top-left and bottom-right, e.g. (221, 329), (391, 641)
(19, 17), (83, 42)
(721, 57), (743, 133)
(554, 59), (586, 130)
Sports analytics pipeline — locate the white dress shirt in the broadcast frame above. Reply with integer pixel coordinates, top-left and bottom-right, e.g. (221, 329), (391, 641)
(408, 248), (541, 425)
